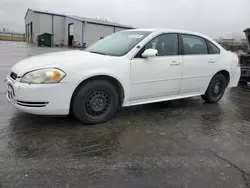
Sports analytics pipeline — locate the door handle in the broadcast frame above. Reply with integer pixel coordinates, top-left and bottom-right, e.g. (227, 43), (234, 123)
(208, 60), (216, 63)
(170, 61), (180, 66)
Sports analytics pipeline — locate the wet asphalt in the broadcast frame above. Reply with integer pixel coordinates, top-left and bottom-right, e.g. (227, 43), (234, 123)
(0, 41), (250, 188)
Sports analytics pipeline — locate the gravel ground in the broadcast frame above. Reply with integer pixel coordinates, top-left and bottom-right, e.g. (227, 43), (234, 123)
(0, 41), (250, 188)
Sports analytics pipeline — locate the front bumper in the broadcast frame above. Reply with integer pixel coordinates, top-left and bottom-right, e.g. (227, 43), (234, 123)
(4, 75), (74, 115)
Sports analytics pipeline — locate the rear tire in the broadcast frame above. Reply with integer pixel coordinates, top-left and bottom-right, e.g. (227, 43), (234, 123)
(201, 74), (227, 103)
(72, 80), (119, 125)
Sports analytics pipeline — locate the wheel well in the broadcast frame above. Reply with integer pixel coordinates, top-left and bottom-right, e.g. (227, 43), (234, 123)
(70, 75), (125, 111)
(217, 70), (230, 86)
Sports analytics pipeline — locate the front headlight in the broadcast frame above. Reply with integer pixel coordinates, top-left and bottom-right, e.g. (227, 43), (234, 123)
(20, 68), (66, 84)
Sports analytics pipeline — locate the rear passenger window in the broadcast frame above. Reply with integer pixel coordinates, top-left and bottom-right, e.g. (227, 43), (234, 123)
(207, 41), (220, 54)
(182, 34), (208, 55)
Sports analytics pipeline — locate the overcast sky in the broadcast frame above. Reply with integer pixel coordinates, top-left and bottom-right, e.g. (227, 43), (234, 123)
(0, 0), (249, 39)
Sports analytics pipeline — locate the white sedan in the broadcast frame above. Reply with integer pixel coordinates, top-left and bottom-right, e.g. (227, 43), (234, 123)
(5, 29), (240, 124)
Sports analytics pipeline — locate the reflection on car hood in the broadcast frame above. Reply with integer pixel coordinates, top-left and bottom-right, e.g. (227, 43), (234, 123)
(11, 50), (116, 75)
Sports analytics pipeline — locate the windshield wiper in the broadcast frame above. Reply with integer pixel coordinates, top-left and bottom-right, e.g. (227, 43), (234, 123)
(89, 51), (106, 55)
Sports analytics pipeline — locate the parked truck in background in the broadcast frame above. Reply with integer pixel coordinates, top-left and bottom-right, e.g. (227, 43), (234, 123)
(240, 28), (250, 83)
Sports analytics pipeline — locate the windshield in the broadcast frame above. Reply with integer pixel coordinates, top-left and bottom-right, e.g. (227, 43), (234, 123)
(86, 30), (152, 56)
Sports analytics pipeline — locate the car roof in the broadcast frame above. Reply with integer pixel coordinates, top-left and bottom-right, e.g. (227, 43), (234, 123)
(128, 28), (214, 41)
(129, 28), (201, 34)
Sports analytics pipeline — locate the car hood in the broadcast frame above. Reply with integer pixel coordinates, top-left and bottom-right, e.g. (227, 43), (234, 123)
(11, 50), (117, 76)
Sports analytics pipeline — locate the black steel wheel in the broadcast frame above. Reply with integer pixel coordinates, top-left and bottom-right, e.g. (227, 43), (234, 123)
(84, 90), (112, 118)
(72, 80), (119, 125)
(211, 80), (223, 98)
(201, 74), (227, 103)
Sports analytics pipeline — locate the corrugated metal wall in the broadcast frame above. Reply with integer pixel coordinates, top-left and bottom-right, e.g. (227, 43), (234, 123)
(39, 14), (52, 35)
(25, 10), (132, 47)
(25, 10), (66, 45)
(25, 10), (39, 43)
(54, 16), (65, 45)
(65, 17), (83, 46)
(84, 23), (114, 47)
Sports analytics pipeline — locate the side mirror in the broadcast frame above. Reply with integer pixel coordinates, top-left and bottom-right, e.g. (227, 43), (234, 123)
(141, 49), (158, 58)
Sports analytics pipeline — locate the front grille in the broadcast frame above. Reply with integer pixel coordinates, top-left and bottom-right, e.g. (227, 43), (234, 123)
(16, 100), (49, 107)
(10, 72), (18, 80)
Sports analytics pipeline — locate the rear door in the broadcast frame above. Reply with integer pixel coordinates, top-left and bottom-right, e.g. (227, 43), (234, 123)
(206, 39), (221, 66)
(179, 34), (216, 95)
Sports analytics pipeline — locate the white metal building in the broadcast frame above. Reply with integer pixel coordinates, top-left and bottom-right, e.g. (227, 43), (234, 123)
(25, 9), (134, 47)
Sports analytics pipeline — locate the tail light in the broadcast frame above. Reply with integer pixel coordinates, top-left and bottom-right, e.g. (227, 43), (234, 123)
(238, 56), (241, 67)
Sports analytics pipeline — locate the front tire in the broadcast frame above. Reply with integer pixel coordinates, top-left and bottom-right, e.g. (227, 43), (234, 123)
(201, 74), (227, 103)
(72, 80), (119, 125)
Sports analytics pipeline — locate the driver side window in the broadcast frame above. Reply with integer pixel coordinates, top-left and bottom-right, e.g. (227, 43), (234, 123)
(136, 33), (179, 58)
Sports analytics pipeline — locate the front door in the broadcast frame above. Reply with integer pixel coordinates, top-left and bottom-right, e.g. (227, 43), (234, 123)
(130, 33), (182, 102)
